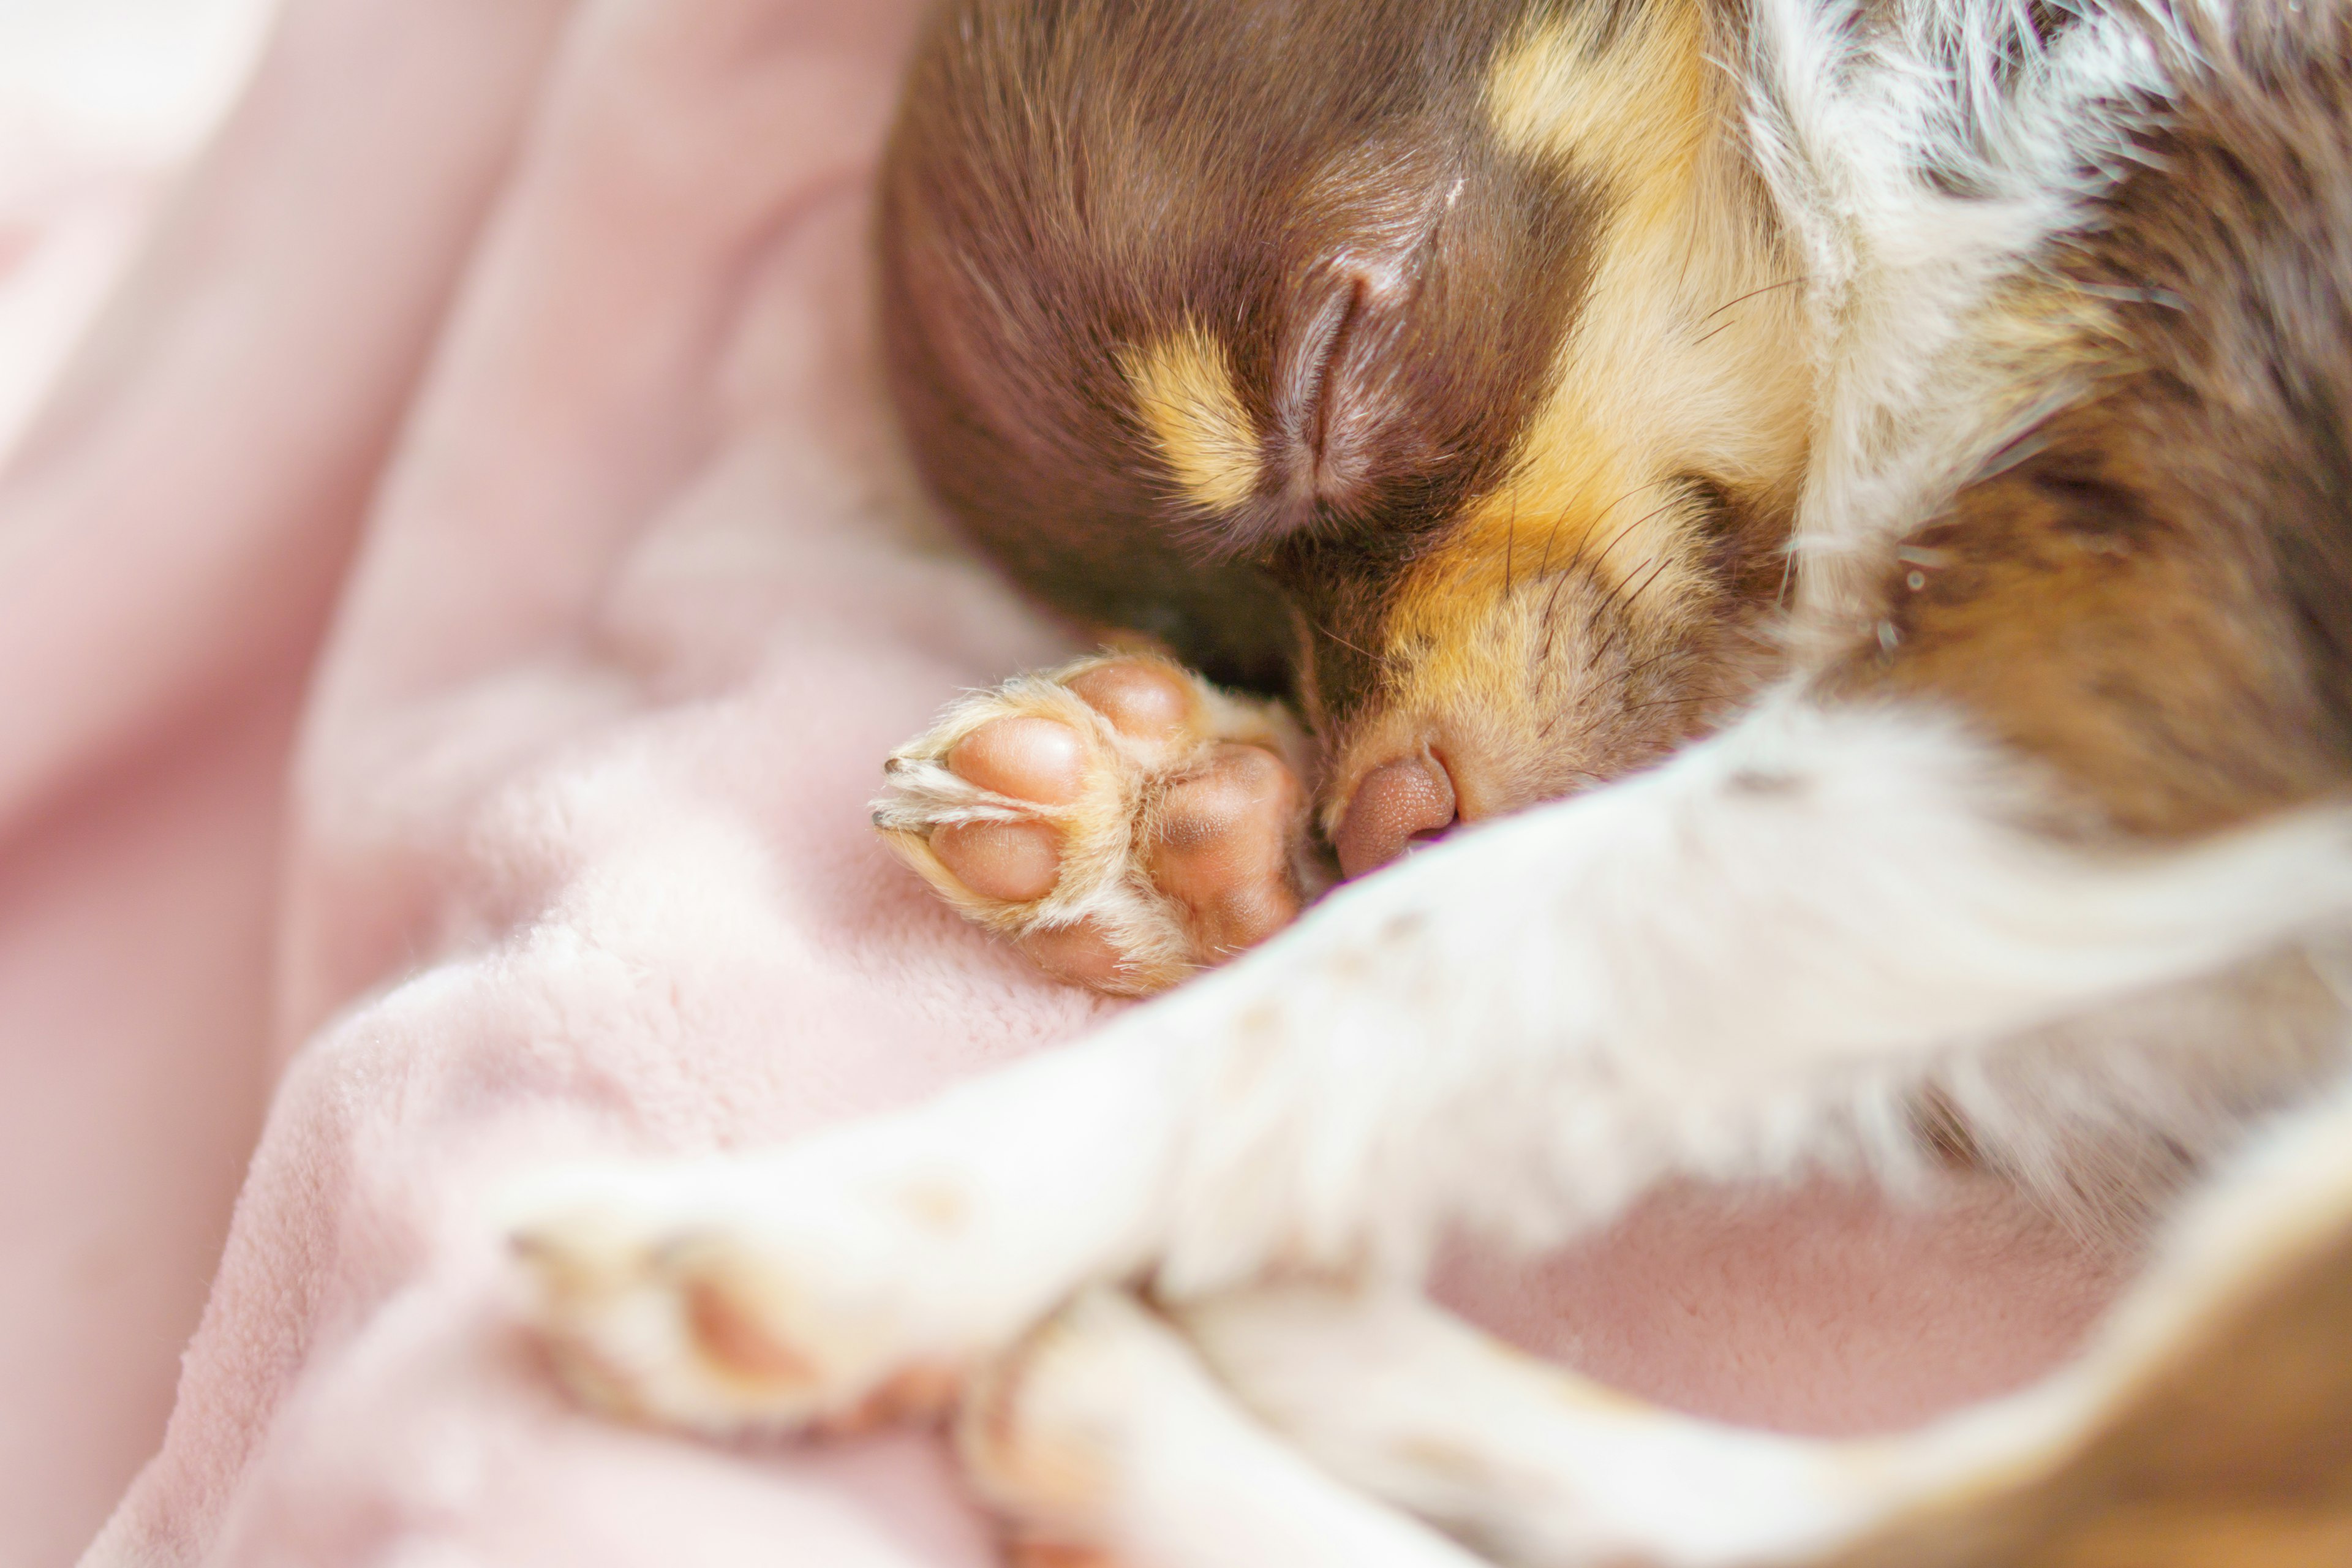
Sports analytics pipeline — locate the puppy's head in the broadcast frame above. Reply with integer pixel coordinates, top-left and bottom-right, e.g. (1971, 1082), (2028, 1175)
(882, 0), (1812, 873)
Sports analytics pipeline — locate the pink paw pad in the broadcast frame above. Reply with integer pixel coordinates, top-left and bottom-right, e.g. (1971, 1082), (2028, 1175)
(932, 718), (1086, 902)
(874, 654), (1320, 993)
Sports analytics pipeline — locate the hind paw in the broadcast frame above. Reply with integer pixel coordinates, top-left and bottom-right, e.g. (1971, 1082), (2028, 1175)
(873, 653), (1323, 993)
(955, 1289), (1206, 1562)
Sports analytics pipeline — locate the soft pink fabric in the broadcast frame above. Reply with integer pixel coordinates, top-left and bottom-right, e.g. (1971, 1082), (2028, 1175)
(0, 2), (2132, 1562)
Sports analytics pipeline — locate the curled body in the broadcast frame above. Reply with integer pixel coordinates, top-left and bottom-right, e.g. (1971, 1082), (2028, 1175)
(503, 0), (2352, 1562)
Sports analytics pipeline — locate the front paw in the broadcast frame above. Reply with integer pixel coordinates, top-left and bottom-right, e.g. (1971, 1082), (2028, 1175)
(957, 1287), (1234, 1566)
(503, 1151), (1016, 1434)
(502, 1049), (1173, 1436)
(963, 1287), (1493, 1568)
(503, 1163), (878, 1433)
(873, 652), (1325, 994)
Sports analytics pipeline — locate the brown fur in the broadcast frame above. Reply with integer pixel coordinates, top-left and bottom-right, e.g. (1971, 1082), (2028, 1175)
(876, 2), (2352, 1558)
(1827, 4), (2352, 840)
(879, 0), (1809, 834)
(1829, 1207), (2352, 1568)
(1796, 31), (2352, 1549)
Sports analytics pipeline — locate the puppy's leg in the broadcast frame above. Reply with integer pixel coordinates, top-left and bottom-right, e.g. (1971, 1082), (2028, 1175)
(960, 1287), (1486, 1568)
(508, 696), (2352, 1434)
(1185, 1286), (1875, 1568)
(500, 1038), (1183, 1434)
(1194, 1075), (2352, 1568)
(873, 652), (1324, 993)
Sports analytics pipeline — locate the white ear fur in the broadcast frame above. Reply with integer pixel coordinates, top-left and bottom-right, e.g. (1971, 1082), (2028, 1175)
(1743, 0), (2169, 622)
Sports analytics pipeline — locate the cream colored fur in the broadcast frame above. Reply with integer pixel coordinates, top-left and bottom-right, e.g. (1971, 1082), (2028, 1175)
(502, 0), (2352, 1562)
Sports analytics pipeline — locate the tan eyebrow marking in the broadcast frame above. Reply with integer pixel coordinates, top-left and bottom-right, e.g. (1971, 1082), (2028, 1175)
(1121, 326), (1262, 511)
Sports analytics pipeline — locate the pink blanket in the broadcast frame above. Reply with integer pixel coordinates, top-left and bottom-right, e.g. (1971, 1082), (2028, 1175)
(0, 2), (2135, 1562)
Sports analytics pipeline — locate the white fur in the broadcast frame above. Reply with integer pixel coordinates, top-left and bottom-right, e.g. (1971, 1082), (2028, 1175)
(1744, 0), (2168, 620)
(507, 690), (2352, 1433)
(505, 0), (2352, 1561)
(958, 1287), (1487, 1567)
(1188, 1070), (2352, 1567)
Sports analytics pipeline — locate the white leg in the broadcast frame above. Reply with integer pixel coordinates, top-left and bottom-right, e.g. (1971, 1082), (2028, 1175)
(499, 1040), (1183, 1432)
(506, 693), (2352, 1430)
(1183, 1286), (1877, 1568)
(959, 1287), (1488, 1568)
(1190, 1073), (2352, 1567)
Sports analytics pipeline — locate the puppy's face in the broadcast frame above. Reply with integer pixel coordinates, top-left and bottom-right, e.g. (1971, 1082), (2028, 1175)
(882, 0), (1812, 871)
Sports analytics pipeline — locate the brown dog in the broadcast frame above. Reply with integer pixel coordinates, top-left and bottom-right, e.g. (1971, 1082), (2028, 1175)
(511, 0), (2352, 1560)
(872, 0), (1809, 989)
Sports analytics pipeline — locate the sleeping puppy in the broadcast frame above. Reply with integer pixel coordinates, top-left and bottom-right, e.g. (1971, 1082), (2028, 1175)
(867, 0), (1810, 992)
(503, 0), (2352, 1562)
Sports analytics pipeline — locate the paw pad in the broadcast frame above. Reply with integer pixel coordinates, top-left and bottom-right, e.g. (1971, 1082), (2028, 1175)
(875, 654), (1324, 993)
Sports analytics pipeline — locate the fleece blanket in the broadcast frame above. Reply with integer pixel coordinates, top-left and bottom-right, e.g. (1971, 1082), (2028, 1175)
(0, 1), (2139, 1562)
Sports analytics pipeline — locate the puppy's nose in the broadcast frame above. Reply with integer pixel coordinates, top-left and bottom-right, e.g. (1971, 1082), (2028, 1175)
(1334, 753), (1458, 879)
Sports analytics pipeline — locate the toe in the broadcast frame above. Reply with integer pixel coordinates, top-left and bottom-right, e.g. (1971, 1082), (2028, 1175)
(668, 1243), (820, 1390)
(1067, 658), (1197, 747)
(951, 717), (1089, 805)
(1022, 920), (1133, 989)
(933, 820), (1062, 902)
(1149, 746), (1304, 956)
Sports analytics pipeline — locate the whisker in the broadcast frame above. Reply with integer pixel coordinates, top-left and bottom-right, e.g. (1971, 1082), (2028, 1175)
(1589, 497), (1683, 581)
(1566, 479), (1667, 575)
(1539, 546), (1582, 657)
(1504, 492), (1518, 597)
(1589, 596), (1629, 666)
(1316, 620), (1382, 664)
(1616, 647), (1679, 682)
(1689, 276), (1801, 349)
(1532, 479), (1678, 668)
(1620, 552), (1676, 614)
(1695, 275), (1801, 325)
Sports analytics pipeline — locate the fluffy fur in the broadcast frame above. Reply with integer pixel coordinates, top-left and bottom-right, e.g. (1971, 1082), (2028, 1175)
(503, 0), (2352, 1561)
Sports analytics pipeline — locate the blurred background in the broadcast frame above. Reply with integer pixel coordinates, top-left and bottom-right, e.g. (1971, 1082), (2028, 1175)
(0, 0), (273, 453)
(0, 2), (274, 1557)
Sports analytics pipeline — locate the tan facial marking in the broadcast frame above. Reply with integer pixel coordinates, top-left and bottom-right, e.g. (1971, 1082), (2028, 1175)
(1299, 0), (1812, 827)
(1463, 0), (1804, 600)
(1486, 0), (1711, 221)
(1121, 326), (1261, 510)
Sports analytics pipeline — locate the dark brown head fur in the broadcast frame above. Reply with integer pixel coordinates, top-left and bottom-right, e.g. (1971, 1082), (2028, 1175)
(880, 0), (1813, 863)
